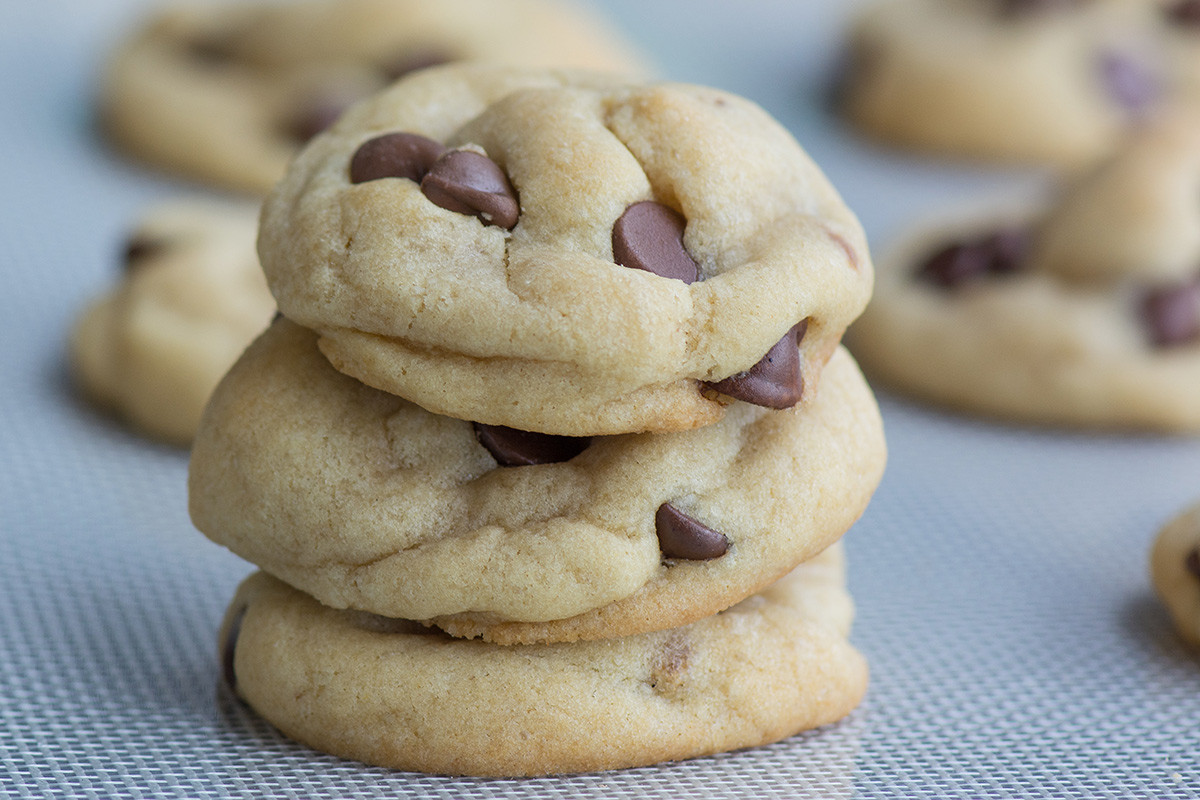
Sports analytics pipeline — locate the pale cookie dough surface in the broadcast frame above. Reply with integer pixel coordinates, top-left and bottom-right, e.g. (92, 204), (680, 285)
(70, 200), (275, 445)
(99, 0), (646, 194)
(846, 114), (1200, 431)
(258, 63), (872, 436)
(189, 320), (886, 642)
(219, 544), (867, 777)
(839, 0), (1163, 166)
(1150, 501), (1200, 647)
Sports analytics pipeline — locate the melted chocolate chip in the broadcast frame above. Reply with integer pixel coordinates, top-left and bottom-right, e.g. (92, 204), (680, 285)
(915, 227), (1029, 288)
(1186, 547), (1200, 579)
(655, 503), (729, 560)
(612, 201), (700, 284)
(421, 150), (520, 229)
(122, 236), (168, 271)
(379, 50), (453, 82)
(1165, 0), (1200, 26)
(220, 604), (247, 691)
(706, 320), (807, 410)
(1098, 50), (1160, 114)
(1141, 281), (1200, 348)
(473, 423), (591, 467)
(349, 132), (447, 184)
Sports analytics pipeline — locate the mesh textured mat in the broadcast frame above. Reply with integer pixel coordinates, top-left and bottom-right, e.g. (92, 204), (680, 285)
(3, 1), (1199, 797)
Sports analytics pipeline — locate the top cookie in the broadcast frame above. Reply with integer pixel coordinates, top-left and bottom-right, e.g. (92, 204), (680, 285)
(259, 64), (872, 436)
(839, 0), (1168, 166)
(99, 0), (646, 194)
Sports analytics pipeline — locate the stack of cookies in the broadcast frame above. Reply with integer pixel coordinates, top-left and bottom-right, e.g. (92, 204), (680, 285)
(188, 63), (886, 776)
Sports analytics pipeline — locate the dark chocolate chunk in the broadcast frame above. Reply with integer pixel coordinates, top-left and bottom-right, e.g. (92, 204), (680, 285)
(1186, 546), (1200, 579)
(706, 320), (807, 410)
(473, 423), (591, 467)
(349, 132), (447, 184)
(1141, 280), (1200, 348)
(421, 150), (520, 229)
(220, 603), (247, 692)
(379, 50), (453, 82)
(1097, 50), (1160, 114)
(1165, 0), (1200, 26)
(612, 201), (700, 284)
(915, 227), (1029, 288)
(121, 236), (168, 271)
(655, 503), (729, 560)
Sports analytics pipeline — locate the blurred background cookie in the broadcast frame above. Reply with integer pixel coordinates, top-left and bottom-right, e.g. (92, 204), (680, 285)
(69, 199), (275, 444)
(845, 109), (1200, 430)
(1150, 500), (1200, 647)
(98, 0), (647, 194)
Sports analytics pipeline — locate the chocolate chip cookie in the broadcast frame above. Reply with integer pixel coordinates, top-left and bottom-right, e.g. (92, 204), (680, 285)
(70, 200), (275, 444)
(258, 63), (872, 436)
(99, 0), (646, 193)
(218, 544), (867, 776)
(1151, 500), (1200, 647)
(839, 0), (1163, 166)
(189, 319), (886, 643)
(846, 109), (1200, 430)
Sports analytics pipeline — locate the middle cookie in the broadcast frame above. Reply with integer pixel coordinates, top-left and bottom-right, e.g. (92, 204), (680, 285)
(258, 63), (872, 436)
(189, 319), (886, 644)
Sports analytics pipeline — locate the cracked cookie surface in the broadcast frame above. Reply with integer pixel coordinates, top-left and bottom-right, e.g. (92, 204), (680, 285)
(189, 320), (885, 641)
(218, 544), (867, 777)
(258, 63), (872, 436)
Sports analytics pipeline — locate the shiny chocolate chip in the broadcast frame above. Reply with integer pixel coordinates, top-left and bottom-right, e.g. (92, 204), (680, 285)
(473, 423), (591, 467)
(220, 604), (247, 692)
(349, 132), (447, 184)
(379, 50), (453, 82)
(706, 320), (807, 410)
(1098, 50), (1160, 114)
(915, 227), (1028, 288)
(421, 150), (520, 229)
(655, 504), (729, 560)
(612, 201), (700, 284)
(1141, 281), (1200, 348)
(1165, 0), (1200, 26)
(122, 236), (168, 271)
(1186, 547), (1200, 579)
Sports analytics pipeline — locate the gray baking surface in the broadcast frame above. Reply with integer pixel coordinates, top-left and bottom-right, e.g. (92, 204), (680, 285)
(2, 1), (1198, 797)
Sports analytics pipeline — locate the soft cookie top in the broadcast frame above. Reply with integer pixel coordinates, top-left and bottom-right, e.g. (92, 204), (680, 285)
(259, 64), (872, 436)
(99, 0), (646, 194)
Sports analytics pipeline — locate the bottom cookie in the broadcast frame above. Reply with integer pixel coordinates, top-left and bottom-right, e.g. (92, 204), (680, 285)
(1151, 502), (1200, 647)
(220, 544), (867, 777)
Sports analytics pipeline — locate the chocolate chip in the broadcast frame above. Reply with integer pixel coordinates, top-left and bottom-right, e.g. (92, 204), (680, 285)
(612, 201), (700, 284)
(915, 228), (1029, 288)
(1098, 50), (1160, 114)
(121, 236), (168, 271)
(473, 423), (590, 467)
(349, 132), (447, 184)
(421, 150), (520, 229)
(1165, 0), (1200, 26)
(1186, 547), (1200, 579)
(220, 603), (247, 692)
(1141, 280), (1200, 348)
(283, 94), (358, 144)
(379, 50), (453, 82)
(705, 320), (807, 410)
(186, 35), (238, 66)
(655, 503), (729, 561)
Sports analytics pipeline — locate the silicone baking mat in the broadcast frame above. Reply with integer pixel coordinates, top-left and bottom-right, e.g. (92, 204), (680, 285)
(2, 1), (1198, 797)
